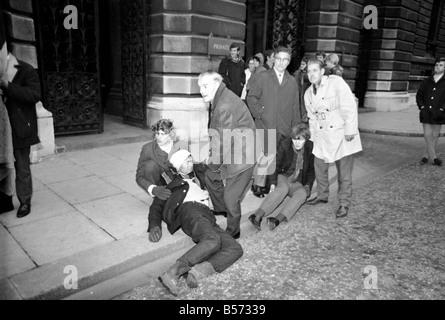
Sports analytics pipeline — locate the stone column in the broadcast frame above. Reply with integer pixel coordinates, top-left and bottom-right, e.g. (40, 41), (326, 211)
(2, 0), (55, 161)
(304, 0), (365, 91)
(363, 0), (419, 111)
(148, 0), (246, 157)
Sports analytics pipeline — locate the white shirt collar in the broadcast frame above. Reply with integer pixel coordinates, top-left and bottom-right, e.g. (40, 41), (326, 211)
(273, 68), (284, 77)
(159, 140), (173, 154)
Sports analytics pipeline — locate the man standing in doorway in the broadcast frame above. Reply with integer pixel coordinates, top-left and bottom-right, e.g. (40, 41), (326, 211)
(218, 43), (245, 97)
(198, 71), (257, 239)
(304, 59), (362, 218)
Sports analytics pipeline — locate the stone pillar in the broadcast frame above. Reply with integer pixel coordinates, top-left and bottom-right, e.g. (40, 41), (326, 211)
(148, 0), (246, 158)
(304, 0), (365, 91)
(2, 0), (56, 161)
(363, 0), (419, 111)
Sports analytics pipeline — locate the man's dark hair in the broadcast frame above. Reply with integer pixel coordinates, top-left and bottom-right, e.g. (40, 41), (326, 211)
(230, 43), (240, 51)
(151, 119), (174, 133)
(253, 56), (261, 64)
(275, 46), (292, 58)
(264, 49), (275, 58)
(435, 57), (445, 64)
(315, 51), (326, 60)
(291, 122), (310, 140)
(307, 58), (326, 70)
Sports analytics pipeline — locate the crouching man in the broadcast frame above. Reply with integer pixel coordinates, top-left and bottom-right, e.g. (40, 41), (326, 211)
(151, 150), (243, 296)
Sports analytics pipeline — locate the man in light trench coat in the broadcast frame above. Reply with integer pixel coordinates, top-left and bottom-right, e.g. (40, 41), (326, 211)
(304, 59), (362, 218)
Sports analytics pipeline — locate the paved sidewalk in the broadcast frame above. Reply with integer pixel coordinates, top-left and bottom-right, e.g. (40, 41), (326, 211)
(0, 108), (444, 300)
(358, 104), (445, 137)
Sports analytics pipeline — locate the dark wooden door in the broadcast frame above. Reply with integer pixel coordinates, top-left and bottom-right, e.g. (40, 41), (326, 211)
(35, 0), (103, 135)
(266, 0), (307, 73)
(120, 0), (150, 128)
(246, 0), (307, 73)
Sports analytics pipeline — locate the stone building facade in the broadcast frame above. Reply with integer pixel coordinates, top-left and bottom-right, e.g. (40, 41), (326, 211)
(1, 0), (445, 142)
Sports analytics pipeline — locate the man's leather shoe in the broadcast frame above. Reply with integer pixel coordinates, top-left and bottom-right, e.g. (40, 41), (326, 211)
(158, 272), (179, 296)
(17, 204), (31, 218)
(251, 185), (265, 198)
(266, 217), (280, 231)
(233, 231), (240, 240)
(260, 185), (270, 195)
(185, 272), (198, 289)
(248, 214), (262, 230)
(306, 198), (328, 205)
(433, 158), (443, 166)
(336, 206), (348, 218)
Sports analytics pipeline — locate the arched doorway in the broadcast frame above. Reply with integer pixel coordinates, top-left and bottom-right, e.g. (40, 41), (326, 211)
(34, 0), (149, 135)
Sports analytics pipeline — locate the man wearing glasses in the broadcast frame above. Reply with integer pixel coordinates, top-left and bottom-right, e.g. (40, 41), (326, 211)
(247, 46), (302, 199)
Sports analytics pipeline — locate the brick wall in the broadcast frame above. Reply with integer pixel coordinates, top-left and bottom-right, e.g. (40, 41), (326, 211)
(304, 0), (366, 91)
(2, 0), (38, 69)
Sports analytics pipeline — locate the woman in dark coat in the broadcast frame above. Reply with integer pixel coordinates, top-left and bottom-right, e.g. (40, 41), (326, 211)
(416, 57), (445, 166)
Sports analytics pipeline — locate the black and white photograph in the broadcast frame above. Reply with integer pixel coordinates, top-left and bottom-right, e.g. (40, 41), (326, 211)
(0, 0), (444, 304)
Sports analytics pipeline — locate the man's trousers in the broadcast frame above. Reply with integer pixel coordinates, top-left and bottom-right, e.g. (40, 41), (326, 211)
(314, 154), (353, 208)
(177, 202), (243, 273)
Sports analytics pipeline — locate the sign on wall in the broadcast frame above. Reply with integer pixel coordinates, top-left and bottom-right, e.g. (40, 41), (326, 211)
(208, 36), (245, 56)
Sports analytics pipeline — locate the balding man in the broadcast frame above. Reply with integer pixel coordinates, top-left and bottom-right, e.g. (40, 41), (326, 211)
(198, 71), (257, 238)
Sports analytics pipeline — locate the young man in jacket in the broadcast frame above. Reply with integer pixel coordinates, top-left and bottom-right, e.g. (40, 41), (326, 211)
(0, 41), (41, 218)
(248, 123), (315, 231)
(155, 150), (243, 297)
(218, 43), (245, 97)
(416, 57), (445, 166)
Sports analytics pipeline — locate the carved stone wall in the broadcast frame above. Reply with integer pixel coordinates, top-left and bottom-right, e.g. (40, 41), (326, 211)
(36, 0), (102, 134)
(148, 0), (247, 143)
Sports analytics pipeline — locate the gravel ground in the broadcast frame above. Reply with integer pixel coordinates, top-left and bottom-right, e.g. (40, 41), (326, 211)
(117, 160), (445, 300)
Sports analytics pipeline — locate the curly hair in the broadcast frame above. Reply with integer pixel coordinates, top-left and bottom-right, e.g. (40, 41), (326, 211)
(151, 119), (174, 133)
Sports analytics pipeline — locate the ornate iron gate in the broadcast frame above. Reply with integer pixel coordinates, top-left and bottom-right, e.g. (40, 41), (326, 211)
(267, 0), (307, 72)
(36, 0), (103, 135)
(120, 0), (150, 127)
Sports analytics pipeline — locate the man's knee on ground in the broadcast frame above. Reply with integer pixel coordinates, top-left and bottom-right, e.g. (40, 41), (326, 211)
(197, 231), (222, 251)
(233, 241), (244, 260)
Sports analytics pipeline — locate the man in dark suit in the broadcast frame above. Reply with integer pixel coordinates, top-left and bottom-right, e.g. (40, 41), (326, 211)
(198, 71), (258, 239)
(247, 46), (302, 198)
(154, 150), (243, 297)
(217, 42), (245, 97)
(0, 41), (41, 218)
